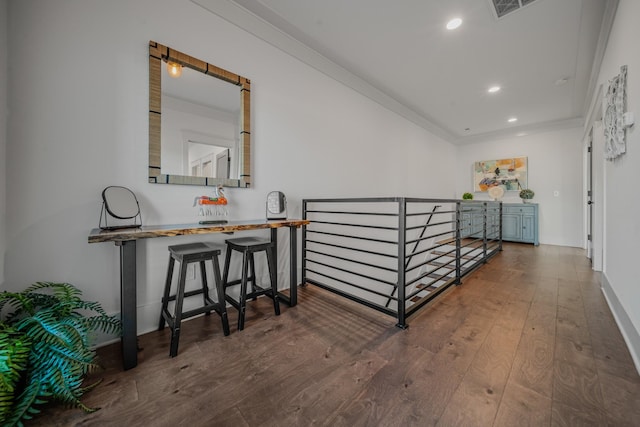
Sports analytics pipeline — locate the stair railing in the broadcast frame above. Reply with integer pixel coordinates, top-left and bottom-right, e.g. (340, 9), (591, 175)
(302, 197), (502, 328)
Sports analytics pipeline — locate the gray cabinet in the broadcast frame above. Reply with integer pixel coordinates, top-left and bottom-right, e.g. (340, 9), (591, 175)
(502, 203), (539, 245)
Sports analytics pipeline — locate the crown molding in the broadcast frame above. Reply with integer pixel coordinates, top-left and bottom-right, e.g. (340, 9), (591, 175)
(454, 117), (585, 145)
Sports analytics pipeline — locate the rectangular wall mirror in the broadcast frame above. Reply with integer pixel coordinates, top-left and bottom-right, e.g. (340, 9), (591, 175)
(149, 41), (251, 187)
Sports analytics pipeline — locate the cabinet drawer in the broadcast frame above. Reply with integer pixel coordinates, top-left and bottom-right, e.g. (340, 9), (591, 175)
(504, 205), (535, 215)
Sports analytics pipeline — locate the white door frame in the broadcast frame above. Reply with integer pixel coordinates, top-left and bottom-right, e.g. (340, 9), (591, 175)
(583, 84), (604, 272)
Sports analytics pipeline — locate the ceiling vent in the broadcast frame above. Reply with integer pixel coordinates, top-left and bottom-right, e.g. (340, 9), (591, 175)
(489, 0), (540, 18)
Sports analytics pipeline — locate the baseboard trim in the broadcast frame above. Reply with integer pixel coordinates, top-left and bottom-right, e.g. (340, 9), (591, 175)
(601, 273), (640, 375)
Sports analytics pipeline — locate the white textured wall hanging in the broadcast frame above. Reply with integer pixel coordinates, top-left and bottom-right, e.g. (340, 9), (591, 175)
(604, 65), (628, 161)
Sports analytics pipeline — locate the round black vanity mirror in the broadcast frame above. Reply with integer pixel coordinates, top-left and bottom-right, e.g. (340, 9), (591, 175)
(99, 186), (142, 230)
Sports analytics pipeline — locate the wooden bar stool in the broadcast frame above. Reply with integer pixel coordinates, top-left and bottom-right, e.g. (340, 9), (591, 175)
(159, 242), (230, 357)
(222, 237), (280, 331)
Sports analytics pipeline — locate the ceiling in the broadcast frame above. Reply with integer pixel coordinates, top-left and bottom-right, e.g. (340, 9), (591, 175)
(195, 0), (617, 144)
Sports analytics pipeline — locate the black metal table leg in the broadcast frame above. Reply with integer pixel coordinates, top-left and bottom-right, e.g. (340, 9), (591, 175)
(272, 226), (298, 307)
(289, 225), (297, 307)
(270, 228), (278, 300)
(117, 240), (137, 370)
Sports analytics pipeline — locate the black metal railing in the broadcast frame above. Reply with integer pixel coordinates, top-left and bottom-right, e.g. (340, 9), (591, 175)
(302, 197), (502, 328)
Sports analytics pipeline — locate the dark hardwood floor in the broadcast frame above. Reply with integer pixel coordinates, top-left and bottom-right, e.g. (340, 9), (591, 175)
(32, 243), (640, 426)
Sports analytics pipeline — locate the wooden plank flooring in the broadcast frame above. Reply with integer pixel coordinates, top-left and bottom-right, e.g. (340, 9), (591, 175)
(31, 243), (640, 426)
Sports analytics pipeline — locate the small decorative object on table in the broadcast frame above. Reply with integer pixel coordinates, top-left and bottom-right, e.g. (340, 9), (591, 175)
(488, 186), (505, 201)
(99, 186), (142, 230)
(462, 192), (474, 200)
(519, 188), (535, 203)
(194, 185), (228, 224)
(266, 191), (287, 220)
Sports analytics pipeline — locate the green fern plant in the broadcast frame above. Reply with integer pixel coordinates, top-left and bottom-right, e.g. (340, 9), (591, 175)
(0, 282), (121, 426)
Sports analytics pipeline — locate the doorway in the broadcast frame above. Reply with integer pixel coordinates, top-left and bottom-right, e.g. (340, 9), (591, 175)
(216, 149), (230, 179)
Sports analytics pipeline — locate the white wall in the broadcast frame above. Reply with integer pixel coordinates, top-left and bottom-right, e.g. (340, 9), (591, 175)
(455, 127), (584, 247)
(0, 0), (7, 286)
(590, 0), (640, 370)
(4, 0), (455, 338)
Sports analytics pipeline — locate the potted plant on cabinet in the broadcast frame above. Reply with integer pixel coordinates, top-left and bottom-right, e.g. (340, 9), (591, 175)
(0, 282), (120, 426)
(462, 192), (474, 200)
(519, 189), (535, 203)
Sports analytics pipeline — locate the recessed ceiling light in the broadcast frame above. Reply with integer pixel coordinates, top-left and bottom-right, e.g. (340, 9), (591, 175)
(488, 86), (501, 93)
(508, 117), (518, 123)
(446, 18), (462, 30)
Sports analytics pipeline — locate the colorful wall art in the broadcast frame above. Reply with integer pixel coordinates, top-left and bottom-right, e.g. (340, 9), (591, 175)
(473, 157), (527, 192)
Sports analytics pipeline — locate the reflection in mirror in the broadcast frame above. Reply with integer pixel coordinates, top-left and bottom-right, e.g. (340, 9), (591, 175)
(149, 41), (251, 187)
(161, 66), (238, 179)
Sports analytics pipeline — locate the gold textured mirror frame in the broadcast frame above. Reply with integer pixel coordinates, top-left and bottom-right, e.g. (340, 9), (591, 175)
(149, 41), (251, 187)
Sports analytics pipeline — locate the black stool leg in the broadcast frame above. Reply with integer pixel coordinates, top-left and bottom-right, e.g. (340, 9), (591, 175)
(199, 260), (211, 316)
(212, 254), (230, 336)
(237, 250), (250, 331)
(159, 255), (175, 330)
(266, 245), (281, 316)
(170, 262), (189, 358)
(249, 252), (258, 301)
(222, 246), (232, 295)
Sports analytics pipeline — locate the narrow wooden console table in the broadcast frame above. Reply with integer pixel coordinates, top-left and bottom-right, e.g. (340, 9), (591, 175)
(88, 219), (309, 370)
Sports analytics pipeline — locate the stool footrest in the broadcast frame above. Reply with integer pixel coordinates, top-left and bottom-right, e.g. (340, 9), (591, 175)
(160, 300), (223, 327)
(224, 277), (256, 289)
(180, 303), (224, 321)
(225, 286), (276, 307)
(163, 287), (206, 303)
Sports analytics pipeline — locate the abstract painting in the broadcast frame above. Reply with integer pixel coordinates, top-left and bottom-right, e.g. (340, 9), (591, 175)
(473, 157), (527, 192)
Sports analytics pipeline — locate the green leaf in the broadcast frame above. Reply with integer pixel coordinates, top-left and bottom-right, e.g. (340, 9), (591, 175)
(0, 331), (31, 392)
(2, 378), (47, 427)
